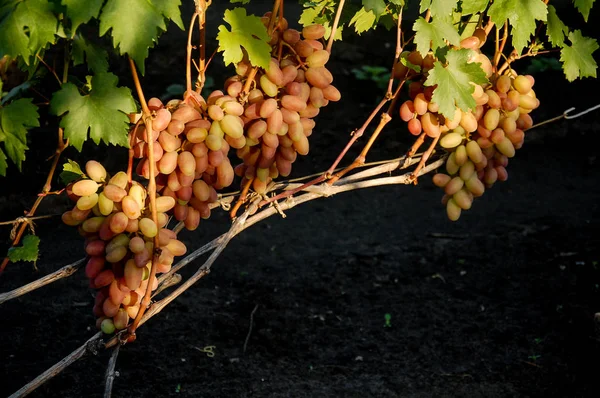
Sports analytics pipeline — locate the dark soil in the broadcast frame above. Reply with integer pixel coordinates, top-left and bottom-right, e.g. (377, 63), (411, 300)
(1, 2), (600, 397)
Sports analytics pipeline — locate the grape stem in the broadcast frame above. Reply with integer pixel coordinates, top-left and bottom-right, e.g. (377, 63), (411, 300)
(387, 7), (405, 96)
(402, 131), (427, 168)
(326, 0), (346, 54)
(127, 118), (143, 183)
(186, 11), (199, 95)
(126, 57), (160, 342)
(0, 127), (68, 275)
(497, 47), (559, 75)
(328, 113), (393, 184)
(230, 177), (254, 218)
(493, 21), (509, 70)
(408, 134), (441, 184)
(267, 0), (282, 33)
(194, 0), (211, 93)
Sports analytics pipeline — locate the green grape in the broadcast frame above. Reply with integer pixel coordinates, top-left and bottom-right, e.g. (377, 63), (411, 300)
(444, 176), (464, 196)
(453, 188), (473, 210)
(446, 198), (462, 221)
(439, 132), (463, 149)
(101, 318), (116, 334)
(106, 245), (128, 263)
(98, 192), (114, 216)
(72, 179), (99, 197)
(139, 218), (158, 238)
(220, 114), (244, 139)
(85, 160), (107, 183)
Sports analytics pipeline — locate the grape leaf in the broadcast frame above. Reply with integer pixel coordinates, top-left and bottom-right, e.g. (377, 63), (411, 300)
(0, 0), (58, 63)
(560, 30), (599, 81)
(420, 0), (458, 17)
(59, 158), (84, 184)
(546, 5), (568, 47)
(461, 0), (489, 15)
(424, 48), (488, 118)
(49, 72), (136, 151)
(0, 149), (7, 175)
(0, 98), (39, 174)
(99, 0), (183, 75)
(350, 7), (377, 34)
(7, 234), (40, 263)
(72, 34), (109, 73)
(217, 8), (271, 68)
(488, 0), (547, 54)
(413, 17), (461, 58)
(61, 0), (103, 35)
(574, 0), (595, 22)
(363, 0), (386, 16)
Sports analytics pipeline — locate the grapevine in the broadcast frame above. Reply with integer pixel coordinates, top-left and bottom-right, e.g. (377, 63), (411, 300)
(0, 0), (598, 395)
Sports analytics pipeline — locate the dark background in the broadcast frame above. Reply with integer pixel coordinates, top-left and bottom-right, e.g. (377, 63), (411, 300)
(1, 1), (600, 397)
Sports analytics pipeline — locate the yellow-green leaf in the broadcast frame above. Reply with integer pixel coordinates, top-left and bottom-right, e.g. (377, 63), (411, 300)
(217, 8), (271, 68)
(424, 48), (488, 118)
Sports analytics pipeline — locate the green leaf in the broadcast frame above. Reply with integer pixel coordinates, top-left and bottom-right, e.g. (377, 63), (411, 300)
(0, 98), (39, 174)
(152, 0), (184, 30)
(0, 149), (8, 175)
(546, 5), (568, 47)
(488, 0), (547, 54)
(350, 7), (377, 34)
(99, 0), (183, 75)
(49, 72), (136, 151)
(72, 34), (109, 73)
(0, 0), (58, 63)
(461, 0), (489, 14)
(59, 158), (84, 184)
(420, 0), (458, 17)
(61, 0), (103, 34)
(574, 0), (595, 22)
(363, 0), (386, 16)
(7, 234), (40, 263)
(560, 30), (599, 81)
(413, 17), (461, 58)
(231, 0), (251, 3)
(216, 8), (271, 68)
(424, 48), (488, 118)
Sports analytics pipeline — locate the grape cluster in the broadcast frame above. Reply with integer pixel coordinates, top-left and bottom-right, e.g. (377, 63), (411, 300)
(225, 17), (341, 194)
(398, 31), (538, 221)
(62, 161), (187, 334)
(132, 96), (236, 231)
